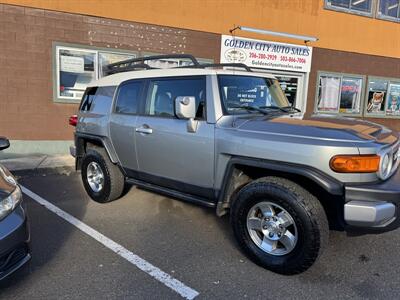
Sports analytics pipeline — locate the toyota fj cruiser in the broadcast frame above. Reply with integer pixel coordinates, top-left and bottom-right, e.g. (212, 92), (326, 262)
(70, 54), (400, 275)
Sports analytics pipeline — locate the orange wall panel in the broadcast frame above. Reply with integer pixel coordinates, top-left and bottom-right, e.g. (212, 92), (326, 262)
(1, 0), (399, 58)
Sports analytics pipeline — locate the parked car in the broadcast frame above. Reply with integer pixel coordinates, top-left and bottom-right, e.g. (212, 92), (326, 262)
(70, 54), (400, 275)
(0, 137), (30, 280)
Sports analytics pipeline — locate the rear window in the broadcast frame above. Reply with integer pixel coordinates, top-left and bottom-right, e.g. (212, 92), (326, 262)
(80, 86), (116, 114)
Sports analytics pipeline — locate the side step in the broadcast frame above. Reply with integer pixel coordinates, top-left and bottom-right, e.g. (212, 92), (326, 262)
(126, 178), (216, 208)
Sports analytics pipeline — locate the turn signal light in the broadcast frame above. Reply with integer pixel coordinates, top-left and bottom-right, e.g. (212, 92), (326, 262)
(330, 155), (380, 173)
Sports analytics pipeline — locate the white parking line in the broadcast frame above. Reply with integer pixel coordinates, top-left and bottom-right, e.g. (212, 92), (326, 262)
(21, 186), (199, 300)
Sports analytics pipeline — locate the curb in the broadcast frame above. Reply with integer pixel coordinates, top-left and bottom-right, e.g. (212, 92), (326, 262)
(0, 155), (75, 172)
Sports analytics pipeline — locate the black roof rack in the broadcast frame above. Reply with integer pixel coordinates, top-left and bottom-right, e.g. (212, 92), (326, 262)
(192, 63), (252, 72)
(104, 54), (253, 75)
(104, 54), (200, 75)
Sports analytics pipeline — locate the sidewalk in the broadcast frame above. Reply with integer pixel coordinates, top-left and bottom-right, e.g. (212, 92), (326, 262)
(0, 154), (75, 172)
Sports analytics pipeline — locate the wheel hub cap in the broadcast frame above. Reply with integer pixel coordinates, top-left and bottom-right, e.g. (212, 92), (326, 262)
(246, 201), (298, 256)
(87, 162), (104, 193)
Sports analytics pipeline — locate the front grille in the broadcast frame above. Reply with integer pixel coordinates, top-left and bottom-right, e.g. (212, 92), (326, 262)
(0, 245), (28, 272)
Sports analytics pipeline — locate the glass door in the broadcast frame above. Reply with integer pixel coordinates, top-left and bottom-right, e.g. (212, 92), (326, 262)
(275, 76), (300, 107)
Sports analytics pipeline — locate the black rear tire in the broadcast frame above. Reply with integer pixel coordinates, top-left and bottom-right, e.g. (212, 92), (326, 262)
(230, 177), (329, 275)
(81, 146), (125, 203)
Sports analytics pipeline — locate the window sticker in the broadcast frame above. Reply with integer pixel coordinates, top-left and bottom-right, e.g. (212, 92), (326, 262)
(366, 79), (388, 116)
(339, 77), (362, 114)
(317, 76), (341, 112)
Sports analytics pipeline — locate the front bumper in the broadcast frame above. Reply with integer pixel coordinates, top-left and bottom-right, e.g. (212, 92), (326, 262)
(0, 203), (31, 281)
(345, 167), (400, 230)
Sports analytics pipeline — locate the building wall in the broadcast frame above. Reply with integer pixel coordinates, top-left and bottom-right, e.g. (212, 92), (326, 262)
(0, 2), (399, 148)
(0, 3), (220, 141)
(2, 0), (400, 59)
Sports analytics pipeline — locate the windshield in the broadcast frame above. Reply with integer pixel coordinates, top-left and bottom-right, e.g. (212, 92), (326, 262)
(218, 75), (290, 114)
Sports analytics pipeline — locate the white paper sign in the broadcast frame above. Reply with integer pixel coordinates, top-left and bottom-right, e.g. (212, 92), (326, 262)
(220, 35), (313, 73)
(60, 55), (85, 73)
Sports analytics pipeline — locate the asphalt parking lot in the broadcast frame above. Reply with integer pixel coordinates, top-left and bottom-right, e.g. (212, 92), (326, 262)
(0, 169), (399, 299)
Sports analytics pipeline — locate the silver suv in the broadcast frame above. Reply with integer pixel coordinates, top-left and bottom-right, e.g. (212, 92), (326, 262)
(70, 54), (400, 274)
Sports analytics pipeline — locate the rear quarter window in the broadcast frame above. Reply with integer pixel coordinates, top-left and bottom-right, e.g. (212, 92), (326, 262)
(80, 86), (116, 114)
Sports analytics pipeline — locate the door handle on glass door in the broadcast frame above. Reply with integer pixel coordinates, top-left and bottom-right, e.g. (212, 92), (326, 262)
(136, 126), (153, 134)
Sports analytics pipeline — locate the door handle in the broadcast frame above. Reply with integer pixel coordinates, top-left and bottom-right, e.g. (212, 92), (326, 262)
(136, 125), (153, 134)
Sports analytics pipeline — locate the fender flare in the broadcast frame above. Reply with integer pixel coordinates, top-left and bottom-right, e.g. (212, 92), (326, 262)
(75, 133), (119, 164)
(216, 156), (344, 216)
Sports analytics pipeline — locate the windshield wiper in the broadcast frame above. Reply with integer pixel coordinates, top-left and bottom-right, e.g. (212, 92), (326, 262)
(258, 105), (287, 112)
(281, 106), (301, 112)
(229, 104), (269, 115)
(259, 105), (301, 113)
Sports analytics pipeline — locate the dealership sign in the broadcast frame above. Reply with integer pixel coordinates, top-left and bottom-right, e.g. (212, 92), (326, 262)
(220, 35), (313, 73)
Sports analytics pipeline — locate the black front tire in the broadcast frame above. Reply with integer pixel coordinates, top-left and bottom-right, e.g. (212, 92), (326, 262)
(230, 177), (329, 275)
(81, 146), (125, 203)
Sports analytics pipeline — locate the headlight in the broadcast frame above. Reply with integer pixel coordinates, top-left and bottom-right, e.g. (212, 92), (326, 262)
(0, 186), (22, 221)
(378, 152), (393, 180)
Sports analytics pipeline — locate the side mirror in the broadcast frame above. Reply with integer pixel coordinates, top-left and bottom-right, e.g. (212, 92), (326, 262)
(0, 137), (10, 151)
(175, 96), (199, 133)
(175, 96), (196, 119)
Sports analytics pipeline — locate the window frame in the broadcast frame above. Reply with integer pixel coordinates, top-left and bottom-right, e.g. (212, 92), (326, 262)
(324, 0), (375, 17)
(52, 42), (138, 104)
(143, 75), (207, 120)
(376, 0), (400, 22)
(314, 71), (366, 117)
(364, 76), (400, 119)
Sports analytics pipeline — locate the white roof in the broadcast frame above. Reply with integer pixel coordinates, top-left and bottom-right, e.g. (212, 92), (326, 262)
(89, 68), (277, 87)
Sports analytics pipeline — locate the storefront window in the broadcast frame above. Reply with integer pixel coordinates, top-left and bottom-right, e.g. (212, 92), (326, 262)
(339, 77), (362, 114)
(143, 53), (213, 69)
(55, 44), (137, 102)
(325, 0), (373, 15)
(366, 79), (388, 116)
(98, 52), (136, 78)
(386, 82), (400, 115)
(316, 73), (363, 115)
(58, 48), (97, 101)
(365, 78), (400, 117)
(378, 0), (400, 21)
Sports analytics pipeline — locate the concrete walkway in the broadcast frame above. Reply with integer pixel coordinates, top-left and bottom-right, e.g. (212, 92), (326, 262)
(0, 154), (75, 171)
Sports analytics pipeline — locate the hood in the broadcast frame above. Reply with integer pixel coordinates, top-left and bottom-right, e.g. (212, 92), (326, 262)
(0, 164), (17, 199)
(231, 114), (398, 145)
